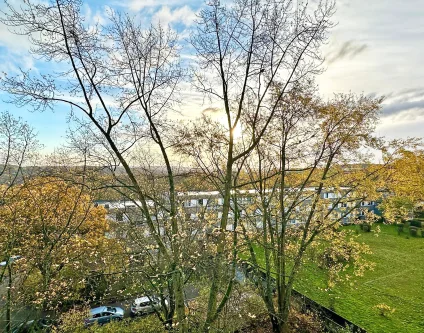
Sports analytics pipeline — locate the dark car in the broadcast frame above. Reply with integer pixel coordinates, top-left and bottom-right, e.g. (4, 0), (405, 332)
(84, 306), (124, 326)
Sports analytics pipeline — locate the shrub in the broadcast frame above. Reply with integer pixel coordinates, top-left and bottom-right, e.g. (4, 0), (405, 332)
(52, 306), (89, 333)
(361, 223), (371, 232)
(288, 308), (324, 333)
(410, 220), (422, 228)
(396, 223), (404, 235)
(88, 317), (166, 333)
(332, 324), (357, 333)
(53, 311), (166, 333)
(373, 303), (395, 317)
(409, 226), (419, 237)
(414, 211), (424, 219)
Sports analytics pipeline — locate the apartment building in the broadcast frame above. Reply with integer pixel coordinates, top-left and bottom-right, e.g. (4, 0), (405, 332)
(95, 188), (381, 231)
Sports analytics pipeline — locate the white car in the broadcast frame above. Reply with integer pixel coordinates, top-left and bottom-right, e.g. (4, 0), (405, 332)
(130, 296), (167, 316)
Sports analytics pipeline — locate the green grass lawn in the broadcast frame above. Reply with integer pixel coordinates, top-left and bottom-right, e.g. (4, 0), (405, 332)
(295, 224), (424, 333)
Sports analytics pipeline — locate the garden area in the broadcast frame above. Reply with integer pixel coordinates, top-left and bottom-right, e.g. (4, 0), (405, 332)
(295, 223), (424, 333)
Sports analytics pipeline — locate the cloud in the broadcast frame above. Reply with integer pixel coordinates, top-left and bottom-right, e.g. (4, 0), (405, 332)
(325, 40), (368, 64)
(388, 88), (424, 103)
(377, 116), (424, 141)
(382, 100), (424, 117)
(121, 0), (192, 12)
(152, 5), (197, 27)
(381, 88), (424, 119)
(0, 23), (32, 53)
(0, 24), (36, 74)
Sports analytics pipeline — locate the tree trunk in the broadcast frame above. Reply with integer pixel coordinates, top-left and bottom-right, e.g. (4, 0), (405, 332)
(6, 264), (12, 333)
(174, 268), (186, 332)
(203, 161), (234, 332)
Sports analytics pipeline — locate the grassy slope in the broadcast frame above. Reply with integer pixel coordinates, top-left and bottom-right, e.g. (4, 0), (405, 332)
(295, 225), (424, 333)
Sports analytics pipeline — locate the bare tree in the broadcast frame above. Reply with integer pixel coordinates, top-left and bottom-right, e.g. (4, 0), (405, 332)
(0, 0), (187, 329)
(177, 0), (335, 330)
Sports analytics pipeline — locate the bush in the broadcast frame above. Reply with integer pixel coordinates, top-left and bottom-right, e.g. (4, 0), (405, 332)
(396, 223), (404, 235)
(187, 282), (267, 332)
(87, 317), (166, 333)
(53, 311), (165, 333)
(373, 303), (395, 317)
(409, 226), (419, 237)
(334, 324), (357, 333)
(288, 308), (324, 333)
(52, 306), (89, 333)
(414, 211), (424, 219)
(361, 223), (371, 232)
(410, 220), (422, 228)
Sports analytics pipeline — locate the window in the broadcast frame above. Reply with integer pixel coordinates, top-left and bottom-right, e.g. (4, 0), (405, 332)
(93, 313), (101, 319)
(198, 199), (204, 206)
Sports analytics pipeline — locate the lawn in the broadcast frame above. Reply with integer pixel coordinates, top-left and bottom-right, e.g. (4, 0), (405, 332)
(294, 224), (424, 333)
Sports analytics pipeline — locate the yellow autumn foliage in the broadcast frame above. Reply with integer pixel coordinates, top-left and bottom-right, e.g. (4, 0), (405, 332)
(0, 177), (124, 309)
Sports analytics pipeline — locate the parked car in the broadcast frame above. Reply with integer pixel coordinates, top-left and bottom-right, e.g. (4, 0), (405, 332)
(12, 318), (53, 333)
(84, 306), (124, 326)
(130, 296), (167, 316)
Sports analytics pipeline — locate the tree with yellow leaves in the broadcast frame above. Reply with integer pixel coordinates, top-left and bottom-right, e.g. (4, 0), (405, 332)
(0, 111), (39, 332)
(0, 177), (124, 314)
(237, 87), (386, 333)
(381, 148), (424, 223)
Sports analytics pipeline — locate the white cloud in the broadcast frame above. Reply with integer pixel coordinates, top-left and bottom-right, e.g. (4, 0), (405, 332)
(121, 0), (191, 12)
(152, 5), (197, 27)
(83, 3), (108, 26)
(376, 114), (424, 141)
(0, 24), (36, 75)
(0, 23), (33, 53)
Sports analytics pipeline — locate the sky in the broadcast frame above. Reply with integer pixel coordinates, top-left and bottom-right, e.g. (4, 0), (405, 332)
(0, 0), (423, 152)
